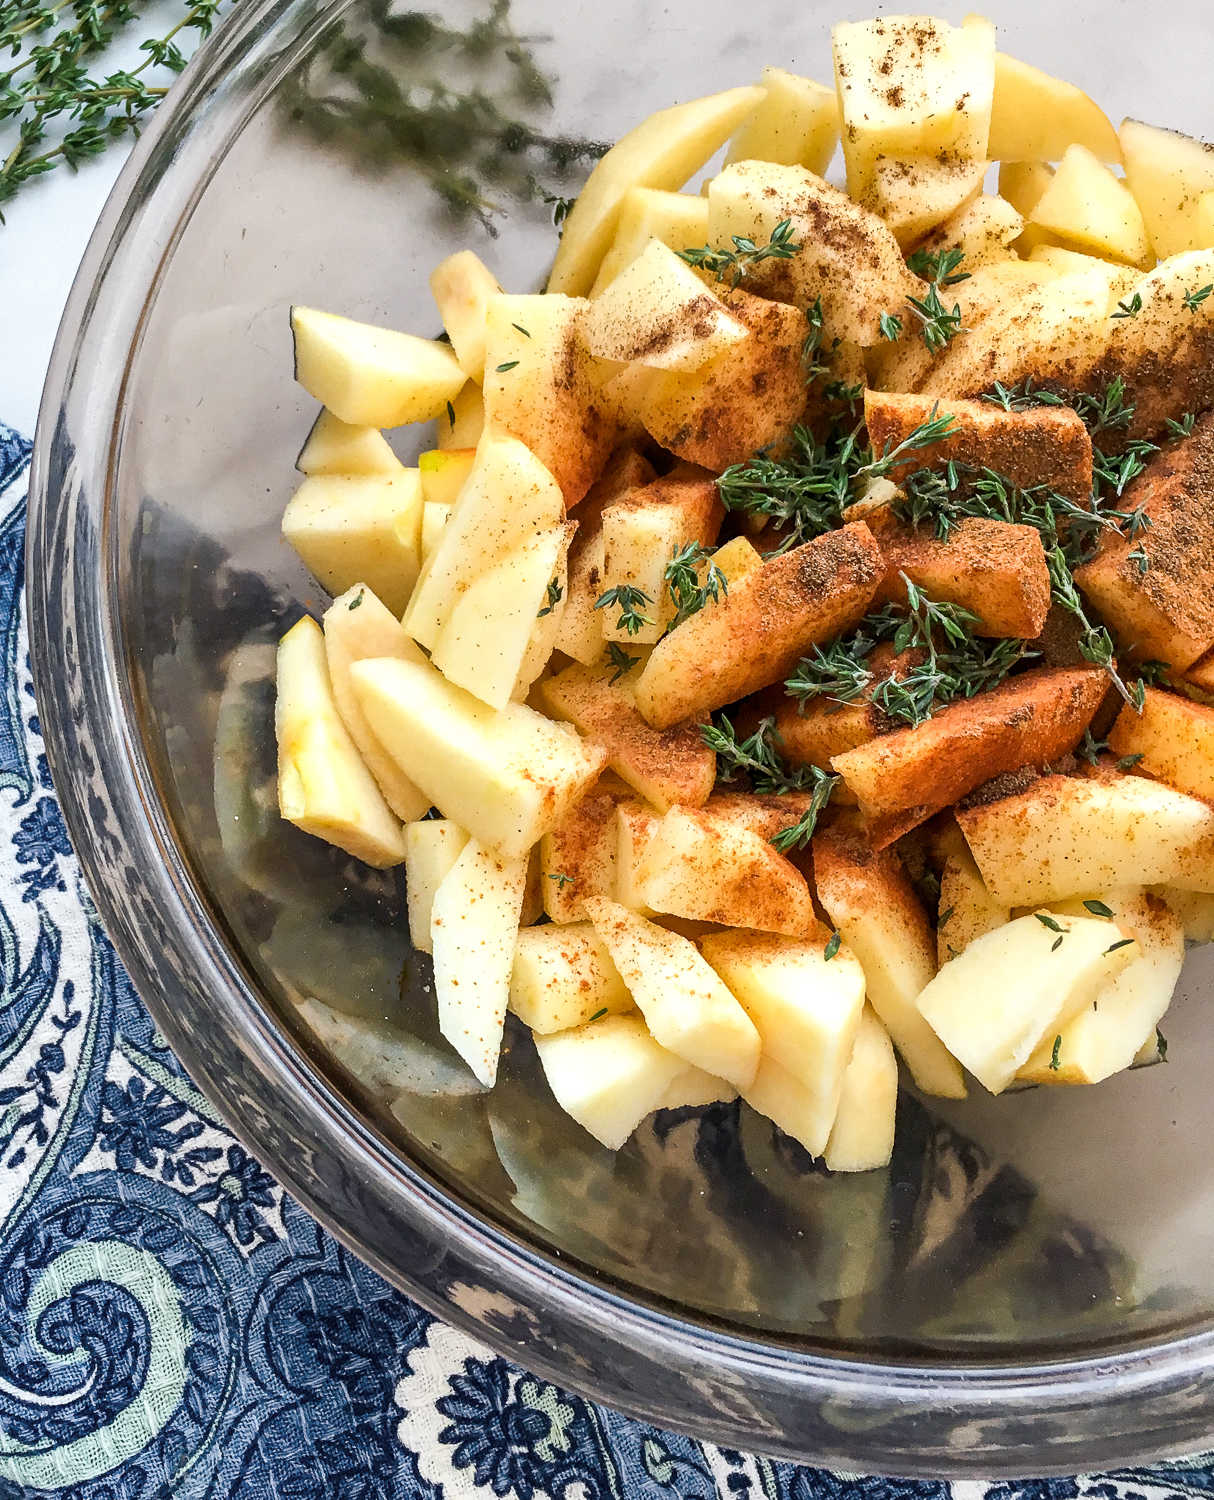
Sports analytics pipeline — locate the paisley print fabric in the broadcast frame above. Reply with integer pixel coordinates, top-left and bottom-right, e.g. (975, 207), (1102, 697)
(0, 418), (1209, 1497)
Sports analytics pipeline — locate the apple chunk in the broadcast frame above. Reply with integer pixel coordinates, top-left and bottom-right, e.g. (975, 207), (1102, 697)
(582, 239), (749, 372)
(1028, 144), (1150, 267)
(291, 306), (466, 427)
(322, 585), (430, 822)
(275, 617), (405, 867)
(726, 65), (839, 174)
(956, 771), (1214, 906)
(482, 293), (617, 508)
(633, 809), (814, 936)
(281, 469), (424, 617)
(296, 409), (402, 477)
(351, 655), (605, 858)
(918, 910), (1139, 1094)
(988, 52), (1120, 164)
(509, 922), (632, 1034)
(429, 249), (503, 382)
(539, 784), (622, 922)
(1018, 889), (1184, 1084)
(534, 1013), (690, 1150)
(584, 898), (760, 1089)
(1120, 118), (1214, 259)
(635, 522), (883, 730)
(403, 819), (468, 954)
(589, 188), (710, 299)
(538, 661), (716, 811)
(823, 1007), (898, 1172)
(1107, 686), (1214, 801)
(403, 434), (564, 651)
(701, 927), (864, 1156)
(936, 839), (1010, 965)
(431, 838), (528, 1086)
(546, 84), (765, 297)
(813, 822), (964, 1098)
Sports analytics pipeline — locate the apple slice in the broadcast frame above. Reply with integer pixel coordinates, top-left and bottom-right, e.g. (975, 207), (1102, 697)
(322, 585), (430, 822)
(823, 1006), (898, 1172)
(351, 655), (606, 858)
(431, 838), (528, 1086)
(291, 306), (466, 426)
(917, 909), (1140, 1094)
(418, 447), (475, 508)
(726, 65), (838, 173)
(275, 617), (405, 867)
(1120, 118), (1214, 258)
(547, 84), (766, 297)
(429, 250), (503, 382)
(403, 819), (469, 954)
(589, 187), (710, 299)
(584, 897), (760, 1089)
(539, 784), (622, 923)
(988, 53), (1121, 163)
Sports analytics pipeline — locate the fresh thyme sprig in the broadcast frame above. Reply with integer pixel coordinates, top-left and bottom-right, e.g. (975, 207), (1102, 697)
(664, 541), (727, 630)
(700, 714), (839, 845)
(1112, 293), (1143, 320)
(594, 583), (652, 636)
(787, 579), (1033, 730)
(716, 407), (956, 552)
(536, 577), (563, 617)
(675, 216), (801, 289)
(604, 642), (639, 684)
(902, 245), (970, 352)
(0, 0), (231, 214)
(1184, 283), (1213, 312)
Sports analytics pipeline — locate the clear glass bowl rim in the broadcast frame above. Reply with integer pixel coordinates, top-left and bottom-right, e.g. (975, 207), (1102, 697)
(25, 0), (1214, 1474)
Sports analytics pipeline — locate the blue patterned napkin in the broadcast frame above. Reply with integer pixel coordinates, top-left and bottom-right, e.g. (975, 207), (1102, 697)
(1, 418), (1211, 1499)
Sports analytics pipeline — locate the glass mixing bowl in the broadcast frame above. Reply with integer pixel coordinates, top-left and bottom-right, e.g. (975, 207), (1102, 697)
(28, 0), (1214, 1474)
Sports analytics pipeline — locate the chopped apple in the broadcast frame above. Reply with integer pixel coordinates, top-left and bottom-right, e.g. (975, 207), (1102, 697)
(538, 661), (715, 811)
(998, 160), (1055, 219)
(833, 15), (995, 200)
(420, 501), (450, 565)
(437, 383), (484, 450)
(431, 838), (528, 1085)
(481, 292), (616, 508)
(513, 534), (574, 700)
(725, 65), (839, 173)
(633, 808), (815, 936)
(540, 784), (623, 922)
(813, 823), (965, 1098)
(956, 771), (1214, 906)
(509, 922), (633, 1034)
(912, 193), (1024, 271)
(404, 819), (469, 953)
(831, 665), (1108, 842)
(988, 53), (1121, 163)
(1018, 889), (1185, 1084)
(291, 306), (466, 427)
(600, 469), (724, 644)
(281, 469), (424, 617)
(589, 188), (710, 299)
(1120, 118), (1214, 259)
(635, 284), (808, 469)
(635, 522), (883, 730)
(823, 1006), (898, 1172)
(918, 910), (1139, 1094)
(429, 249), (503, 382)
(275, 617), (406, 867)
(418, 446), (476, 508)
(533, 1012), (691, 1150)
(296, 409), (402, 476)
(322, 585), (430, 823)
(546, 84), (766, 296)
(1076, 412), (1214, 669)
(1107, 687), (1214, 801)
(1027, 144), (1150, 267)
(936, 838), (1010, 965)
(1157, 887), (1214, 943)
(700, 928), (865, 1135)
(660, 1065), (738, 1110)
(583, 898), (761, 1088)
(351, 655), (605, 858)
(705, 160), (923, 346)
(709, 535), (762, 585)
(403, 434), (564, 651)
(741, 1056), (838, 1158)
(582, 239), (749, 372)
(867, 157), (987, 248)
(429, 523), (573, 709)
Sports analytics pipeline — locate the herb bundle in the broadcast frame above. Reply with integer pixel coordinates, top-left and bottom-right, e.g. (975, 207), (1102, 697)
(0, 0), (230, 215)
